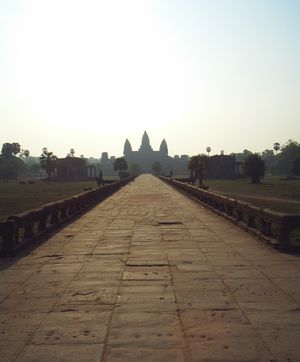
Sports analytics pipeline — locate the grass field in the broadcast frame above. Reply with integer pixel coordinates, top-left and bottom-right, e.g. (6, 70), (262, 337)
(204, 177), (300, 214)
(1, 175), (299, 223)
(0, 180), (104, 221)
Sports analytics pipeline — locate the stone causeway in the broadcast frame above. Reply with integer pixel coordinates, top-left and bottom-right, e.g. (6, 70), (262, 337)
(0, 174), (299, 361)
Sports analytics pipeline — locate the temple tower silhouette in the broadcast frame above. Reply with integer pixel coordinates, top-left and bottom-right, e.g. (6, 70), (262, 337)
(123, 131), (171, 172)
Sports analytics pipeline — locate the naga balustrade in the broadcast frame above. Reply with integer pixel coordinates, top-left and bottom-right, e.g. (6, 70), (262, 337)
(0, 176), (135, 256)
(159, 176), (300, 251)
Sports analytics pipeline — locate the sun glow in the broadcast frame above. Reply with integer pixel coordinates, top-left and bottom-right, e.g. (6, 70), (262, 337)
(8, 0), (197, 134)
(1, 1), (299, 157)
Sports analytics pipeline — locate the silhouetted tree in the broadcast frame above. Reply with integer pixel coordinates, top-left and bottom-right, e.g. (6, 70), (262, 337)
(271, 140), (300, 175)
(113, 157), (128, 178)
(40, 148), (57, 181)
(0, 142), (24, 179)
(281, 140), (300, 159)
(243, 154), (265, 183)
(188, 156), (197, 181)
(261, 149), (275, 174)
(1, 142), (21, 158)
(20, 149), (30, 167)
(0, 157), (25, 180)
(273, 142), (280, 155)
(151, 161), (162, 175)
(188, 154), (209, 186)
(292, 156), (300, 177)
(17, 149), (30, 176)
(234, 149), (252, 163)
(22, 149), (30, 158)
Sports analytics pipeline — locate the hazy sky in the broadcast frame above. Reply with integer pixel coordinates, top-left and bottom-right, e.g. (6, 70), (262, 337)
(1, 0), (299, 158)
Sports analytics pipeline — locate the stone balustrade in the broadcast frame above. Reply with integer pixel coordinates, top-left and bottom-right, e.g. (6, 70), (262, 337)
(0, 176), (135, 256)
(159, 176), (300, 251)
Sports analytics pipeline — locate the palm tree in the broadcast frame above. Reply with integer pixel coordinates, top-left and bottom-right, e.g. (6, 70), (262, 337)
(188, 154), (209, 186)
(188, 156), (197, 182)
(40, 148), (57, 181)
(244, 153), (265, 183)
(21, 149), (30, 175)
(23, 149), (30, 158)
(273, 142), (280, 155)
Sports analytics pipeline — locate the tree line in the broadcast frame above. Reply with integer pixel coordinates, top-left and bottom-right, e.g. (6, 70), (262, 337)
(188, 140), (300, 186)
(231, 141), (299, 176)
(0, 140), (299, 182)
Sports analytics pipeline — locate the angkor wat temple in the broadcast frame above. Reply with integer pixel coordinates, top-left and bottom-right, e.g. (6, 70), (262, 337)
(123, 131), (174, 173)
(53, 130), (240, 180)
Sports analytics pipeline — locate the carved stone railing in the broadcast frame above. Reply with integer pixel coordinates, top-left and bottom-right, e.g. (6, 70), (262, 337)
(0, 176), (135, 256)
(159, 176), (300, 251)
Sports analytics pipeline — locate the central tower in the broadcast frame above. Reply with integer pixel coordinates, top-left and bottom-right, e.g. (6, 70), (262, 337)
(138, 131), (153, 152)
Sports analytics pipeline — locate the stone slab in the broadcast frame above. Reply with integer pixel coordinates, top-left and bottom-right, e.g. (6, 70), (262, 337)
(103, 347), (186, 362)
(16, 344), (104, 362)
(32, 310), (111, 344)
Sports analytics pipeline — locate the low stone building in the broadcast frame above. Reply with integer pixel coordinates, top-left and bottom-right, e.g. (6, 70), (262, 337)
(55, 157), (87, 181)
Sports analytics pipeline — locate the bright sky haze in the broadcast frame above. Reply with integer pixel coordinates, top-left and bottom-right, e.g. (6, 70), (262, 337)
(1, 0), (299, 157)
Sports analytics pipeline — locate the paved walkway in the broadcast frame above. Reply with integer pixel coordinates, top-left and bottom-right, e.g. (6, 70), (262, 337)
(1, 174), (300, 362)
